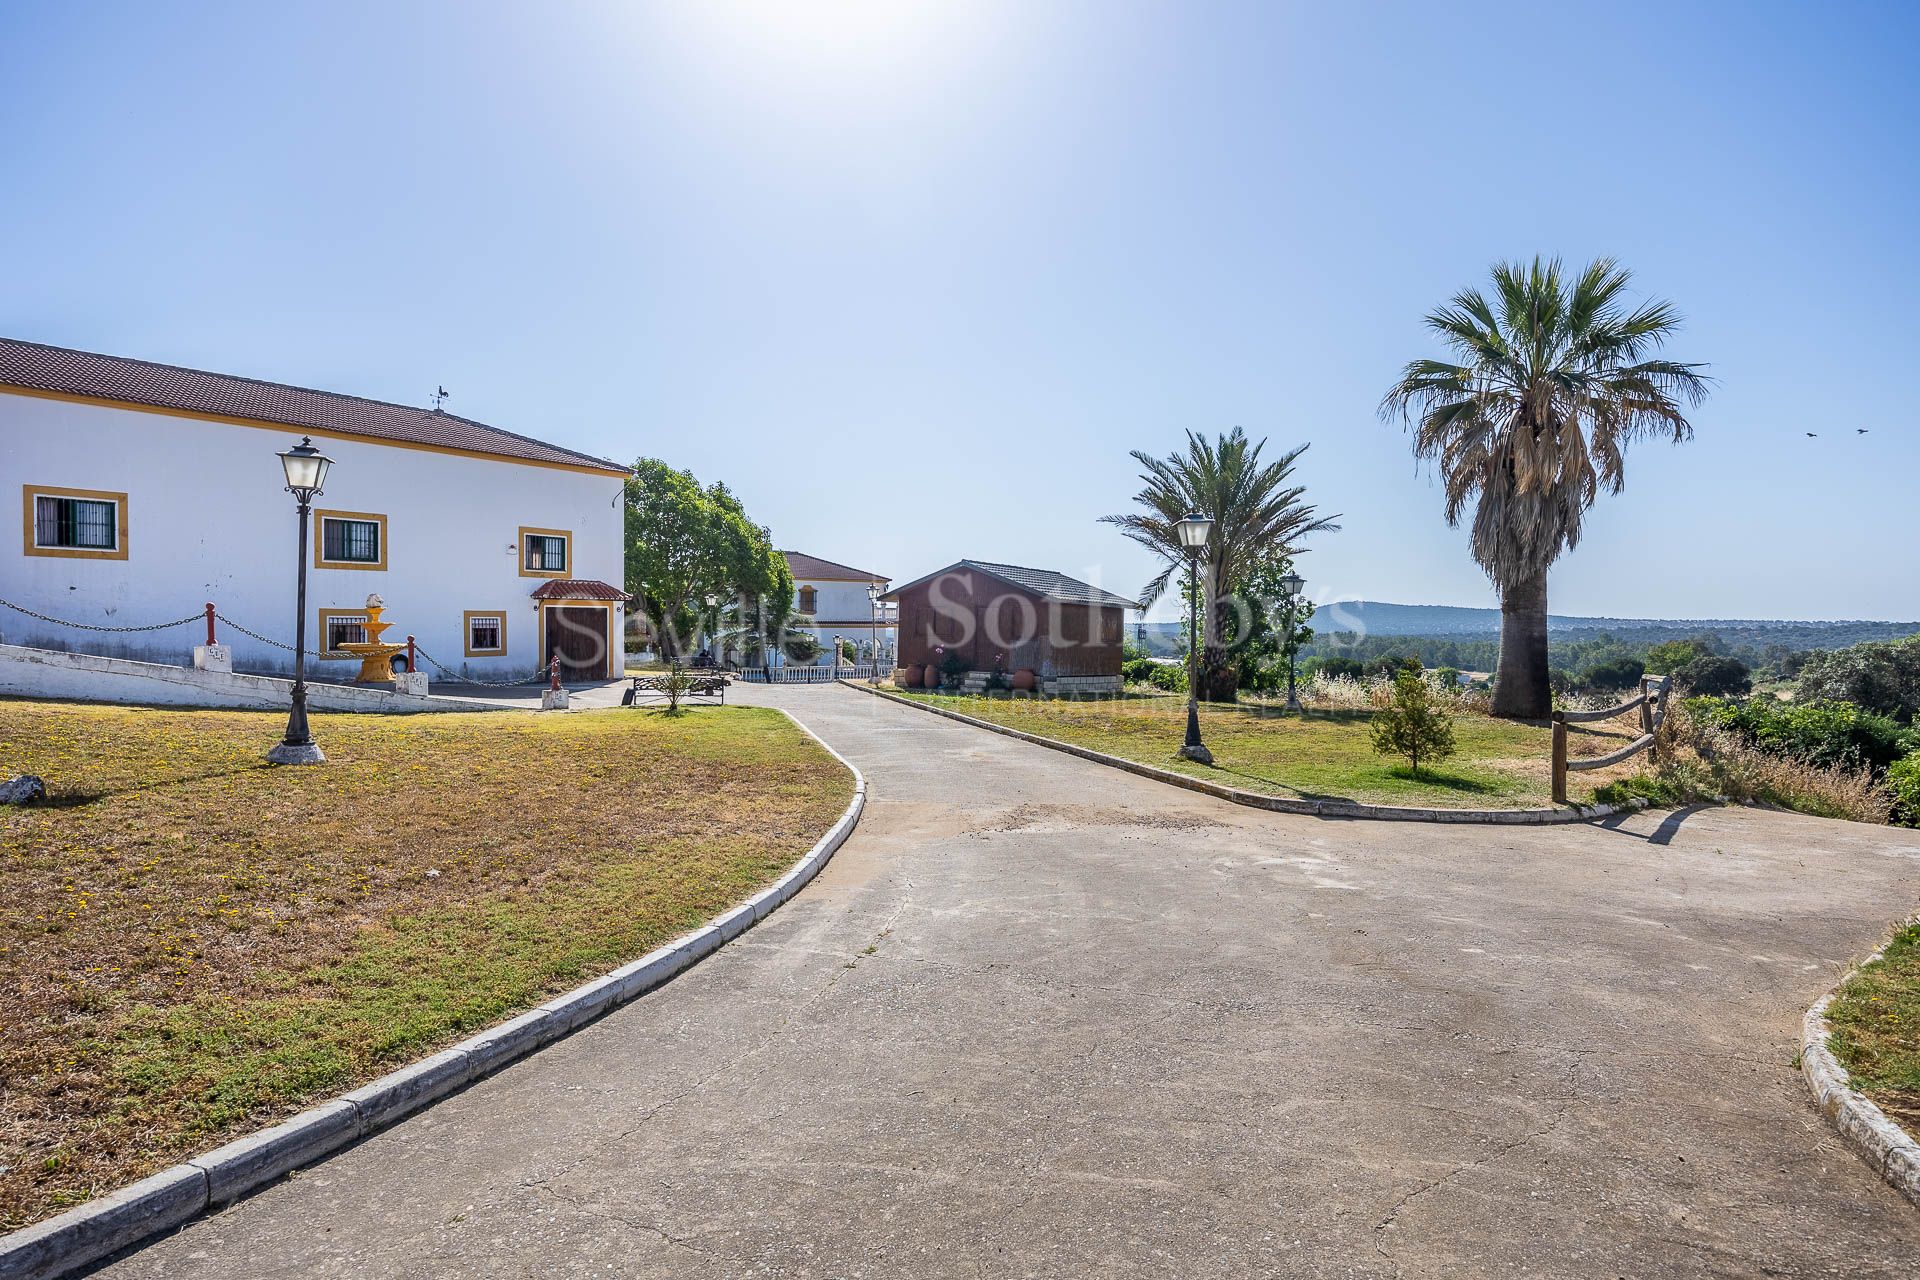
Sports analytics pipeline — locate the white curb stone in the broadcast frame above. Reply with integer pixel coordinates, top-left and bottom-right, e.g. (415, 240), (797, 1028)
(343, 1049), (474, 1131)
(0, 705), (867, 1280)
(0, 1166), (207, 1280)
(188, 1100), (361, 1206)
(1798, 920), (1920, 1210)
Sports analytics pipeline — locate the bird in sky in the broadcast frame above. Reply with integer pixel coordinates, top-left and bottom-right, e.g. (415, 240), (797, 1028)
(1807, 432), (1818, 437)
(1857, 428), (1869, 434)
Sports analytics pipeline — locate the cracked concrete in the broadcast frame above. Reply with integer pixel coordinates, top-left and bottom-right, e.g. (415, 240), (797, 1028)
(96, 683), (1920, 1278)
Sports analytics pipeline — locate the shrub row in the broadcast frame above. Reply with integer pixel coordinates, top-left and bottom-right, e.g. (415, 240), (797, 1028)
(1691, 696), (1916, 772)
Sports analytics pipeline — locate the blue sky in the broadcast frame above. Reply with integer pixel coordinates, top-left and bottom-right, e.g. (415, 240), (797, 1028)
(4, 1), (1915, 621)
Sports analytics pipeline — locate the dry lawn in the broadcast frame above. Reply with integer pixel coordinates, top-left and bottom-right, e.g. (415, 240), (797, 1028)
(888, 688), (1646, 807)
(0, 698), (851, 1230)
(1827, 919), (1920, 1130)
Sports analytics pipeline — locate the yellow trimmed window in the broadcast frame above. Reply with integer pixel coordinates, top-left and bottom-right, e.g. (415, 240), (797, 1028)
(315, 510), (388, 570)
(518, 527), (570, 577)
(23, 485), (128, 560)
(465, 611), (507, 657)
(318, 609), (369, 658)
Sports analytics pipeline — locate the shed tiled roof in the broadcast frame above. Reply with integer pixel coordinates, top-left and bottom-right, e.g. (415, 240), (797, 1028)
(882, 560), (1140, 610)
(783, 551), (889, 582)
(0, 336), (629, 475)
(530, 579), (632, 601)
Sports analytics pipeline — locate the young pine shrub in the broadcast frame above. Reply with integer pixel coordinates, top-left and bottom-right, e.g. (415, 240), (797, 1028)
(1370, 669), (1457, 778)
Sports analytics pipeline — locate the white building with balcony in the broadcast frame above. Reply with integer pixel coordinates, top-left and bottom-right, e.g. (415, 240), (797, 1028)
(782, 551), (894, 665)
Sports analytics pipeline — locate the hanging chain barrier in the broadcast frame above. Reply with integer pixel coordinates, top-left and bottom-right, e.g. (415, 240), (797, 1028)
(212, 613), (297, 653)
(409, 643), (551, 687)
(0, 596), (207, 634)
(4, 595), (553, 688)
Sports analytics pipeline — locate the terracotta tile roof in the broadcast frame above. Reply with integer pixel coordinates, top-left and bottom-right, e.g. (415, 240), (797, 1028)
(530, 579), (632, 601)
(0, 336), (629, 475)
(783, 551), (889, 582)
(881, 560), (1140, 610)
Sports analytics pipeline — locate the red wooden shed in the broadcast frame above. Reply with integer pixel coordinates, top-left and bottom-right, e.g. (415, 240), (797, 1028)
(880, 560), (1139, 693)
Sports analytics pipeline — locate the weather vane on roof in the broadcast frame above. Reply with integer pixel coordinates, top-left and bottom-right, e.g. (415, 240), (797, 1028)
(431, 385), (450, 410)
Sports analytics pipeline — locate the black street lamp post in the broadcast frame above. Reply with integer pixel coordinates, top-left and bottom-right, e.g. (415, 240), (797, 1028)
(867, 583), (884, 684)
(1174, 511), (1213, 764)
(1278, 569), (1306, 713)
(268, 437), (333, 765)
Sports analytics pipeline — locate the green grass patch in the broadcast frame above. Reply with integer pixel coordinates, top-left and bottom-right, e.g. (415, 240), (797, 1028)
(890, 688), (1639, 808)
(1827, 920), (1920, 1130)
(0, 698), (851, 1230)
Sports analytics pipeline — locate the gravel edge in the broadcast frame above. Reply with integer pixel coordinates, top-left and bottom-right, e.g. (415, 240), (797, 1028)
(846, 681), (1648, 825)
(0, 707), (867, 1280)
(1799, 918), (1920, 1209)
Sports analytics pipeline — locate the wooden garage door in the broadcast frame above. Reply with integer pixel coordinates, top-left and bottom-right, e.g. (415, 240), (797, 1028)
(547, 606), (611, 679)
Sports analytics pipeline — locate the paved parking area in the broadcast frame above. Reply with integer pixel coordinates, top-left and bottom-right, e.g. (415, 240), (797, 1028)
(101, 683), (1920, 1277)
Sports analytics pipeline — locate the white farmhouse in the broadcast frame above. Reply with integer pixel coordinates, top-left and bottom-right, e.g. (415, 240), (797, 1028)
(1, 338), (633, 682)
(782, 551), (895, 665)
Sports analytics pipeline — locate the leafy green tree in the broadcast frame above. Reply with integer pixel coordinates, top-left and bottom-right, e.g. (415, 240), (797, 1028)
(1645, 639), (1706, 673)
(1674, 654), (1751, 697)
(1381, 257), (1710, 719)
(1580, 656), (1646, 692)
(1371, 670), (1457, 777)
(1218, 550), (1316, 693)
(1103, 429), (1339, 703)
(782, 631), (823, 664)
(1370, 654), (1420, 679)
(624, 459), (792, 661)
(1796, 635), (1920, 724)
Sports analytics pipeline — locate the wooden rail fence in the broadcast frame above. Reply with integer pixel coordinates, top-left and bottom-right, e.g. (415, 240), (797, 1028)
(1551, 675), (1672, 804)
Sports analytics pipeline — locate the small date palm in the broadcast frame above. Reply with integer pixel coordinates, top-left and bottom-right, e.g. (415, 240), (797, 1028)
(1103, 428), (1338, 701)
(1381, 257), (1710, 719)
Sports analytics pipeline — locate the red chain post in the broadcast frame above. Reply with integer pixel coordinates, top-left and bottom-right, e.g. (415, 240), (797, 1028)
(549, 650), (561, 691)
(204, 602), (216, 647)
(407, 634), (416, 674)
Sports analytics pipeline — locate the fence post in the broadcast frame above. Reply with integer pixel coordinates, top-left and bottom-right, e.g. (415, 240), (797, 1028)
(204, 602), (217, 647)
(1551, 712), (1568, 805)
(1638, 676), (1654, 737)
(1646, 679), (1661, 765)
(407, 634), (416, 674)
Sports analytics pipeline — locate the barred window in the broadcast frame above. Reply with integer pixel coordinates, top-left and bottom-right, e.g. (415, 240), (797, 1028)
(320, 517), (381, 564)
(34, 495), (118, 550)
(325, 614), (368, 654)
(524, 534), (567, 572)
(468, 614), (504, 653)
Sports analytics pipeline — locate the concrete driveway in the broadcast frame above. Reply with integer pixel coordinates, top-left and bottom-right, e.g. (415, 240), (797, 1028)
(101, 684), (1920, 1277)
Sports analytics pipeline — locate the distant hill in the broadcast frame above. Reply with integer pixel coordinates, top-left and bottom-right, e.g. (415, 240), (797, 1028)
(1129, 602), (1920, 659)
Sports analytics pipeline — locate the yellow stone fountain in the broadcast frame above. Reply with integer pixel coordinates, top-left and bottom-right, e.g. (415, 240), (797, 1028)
(336, 593), (409, 684)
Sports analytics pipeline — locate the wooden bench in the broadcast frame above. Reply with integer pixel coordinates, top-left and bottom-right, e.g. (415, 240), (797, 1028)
(622, 674), (729, 706)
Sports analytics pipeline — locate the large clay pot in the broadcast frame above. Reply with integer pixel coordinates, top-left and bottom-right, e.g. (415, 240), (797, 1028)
(1011, 668), (1037, 691)
(903, 663), (926, 688)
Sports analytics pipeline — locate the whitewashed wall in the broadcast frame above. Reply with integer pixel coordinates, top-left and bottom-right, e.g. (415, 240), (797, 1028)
(1, 392), (626, 679)
(789, 576), (894, 664)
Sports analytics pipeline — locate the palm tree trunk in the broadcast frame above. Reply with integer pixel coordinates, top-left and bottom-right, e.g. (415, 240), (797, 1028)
(1490, 571), (1550, 719)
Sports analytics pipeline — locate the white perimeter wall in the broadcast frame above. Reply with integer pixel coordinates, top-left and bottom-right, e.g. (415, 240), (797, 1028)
(1, 391), (626, 679)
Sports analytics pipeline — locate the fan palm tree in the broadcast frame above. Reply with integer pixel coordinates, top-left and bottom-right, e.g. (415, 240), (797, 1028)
(1381, 257), (1710, 719)
(1103, 428), (1338, 701)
